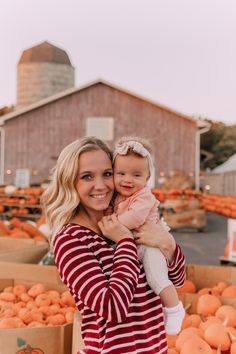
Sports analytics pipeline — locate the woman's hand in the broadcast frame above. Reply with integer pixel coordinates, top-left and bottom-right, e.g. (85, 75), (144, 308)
(98, 214), (133, 243)
(134, 221), (176, 262)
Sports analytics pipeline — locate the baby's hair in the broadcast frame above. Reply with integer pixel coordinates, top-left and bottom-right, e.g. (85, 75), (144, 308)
(115, 136), (153, 156)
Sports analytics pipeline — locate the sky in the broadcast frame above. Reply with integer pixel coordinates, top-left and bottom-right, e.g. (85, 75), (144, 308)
(1, 0), (236, 125)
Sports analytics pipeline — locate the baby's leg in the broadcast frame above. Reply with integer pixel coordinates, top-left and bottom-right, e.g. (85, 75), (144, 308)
(160, 283), (179, 307)
(137, 245), (185, 335)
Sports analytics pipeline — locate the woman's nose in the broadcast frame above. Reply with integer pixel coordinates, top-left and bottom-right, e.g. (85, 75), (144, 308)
(94, 177), (106, 189)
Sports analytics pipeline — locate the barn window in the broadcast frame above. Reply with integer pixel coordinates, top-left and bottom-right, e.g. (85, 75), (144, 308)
(86, 117), (114, 141)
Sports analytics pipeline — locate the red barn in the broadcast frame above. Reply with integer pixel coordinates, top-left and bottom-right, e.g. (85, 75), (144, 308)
(0, 79), (197, 185)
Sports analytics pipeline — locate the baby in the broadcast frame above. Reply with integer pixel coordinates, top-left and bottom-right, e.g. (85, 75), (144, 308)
(112, 136), (185, 335)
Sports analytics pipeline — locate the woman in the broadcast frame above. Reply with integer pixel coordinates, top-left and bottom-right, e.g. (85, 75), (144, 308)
(42, 137), (185, 354)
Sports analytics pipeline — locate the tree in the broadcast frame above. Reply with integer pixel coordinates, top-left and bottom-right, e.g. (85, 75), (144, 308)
(200, 119), (236, 170)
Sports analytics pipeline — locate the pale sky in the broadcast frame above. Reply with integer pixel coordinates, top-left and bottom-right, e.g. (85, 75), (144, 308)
(1, 0), (236, 125)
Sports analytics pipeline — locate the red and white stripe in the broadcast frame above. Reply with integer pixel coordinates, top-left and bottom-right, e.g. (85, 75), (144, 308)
(54, 224), (185, 354)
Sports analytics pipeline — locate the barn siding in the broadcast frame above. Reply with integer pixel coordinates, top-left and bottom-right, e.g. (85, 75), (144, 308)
(3, 82), (196, 185)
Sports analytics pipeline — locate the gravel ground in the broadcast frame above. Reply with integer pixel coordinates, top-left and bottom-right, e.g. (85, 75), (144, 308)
(172, 212), (228, 266)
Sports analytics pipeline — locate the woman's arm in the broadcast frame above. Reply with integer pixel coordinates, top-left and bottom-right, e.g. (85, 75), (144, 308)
(53, 226), (140, 324)
(167, 243), (186, 288)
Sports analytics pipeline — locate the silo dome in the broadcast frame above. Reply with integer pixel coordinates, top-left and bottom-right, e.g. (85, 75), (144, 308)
(17, 41), (75, 107)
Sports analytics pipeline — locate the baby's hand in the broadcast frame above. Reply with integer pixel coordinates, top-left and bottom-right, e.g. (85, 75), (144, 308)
(98, 214), (133, 243)
(104, 206), (114, 216)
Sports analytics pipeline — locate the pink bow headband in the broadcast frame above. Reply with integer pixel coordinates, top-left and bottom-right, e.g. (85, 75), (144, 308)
(113, 140), (154, 180)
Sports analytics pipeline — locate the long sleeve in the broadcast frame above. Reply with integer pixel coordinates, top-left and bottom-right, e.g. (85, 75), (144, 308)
(53, 231), (140, 324)
(167, 244), (186, 287)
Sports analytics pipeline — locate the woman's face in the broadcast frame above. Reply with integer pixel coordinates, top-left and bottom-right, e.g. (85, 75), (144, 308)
(76, 149), (114, 213)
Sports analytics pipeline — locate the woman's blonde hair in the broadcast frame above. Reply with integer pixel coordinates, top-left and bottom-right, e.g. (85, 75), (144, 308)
(41, 137), (112, 244)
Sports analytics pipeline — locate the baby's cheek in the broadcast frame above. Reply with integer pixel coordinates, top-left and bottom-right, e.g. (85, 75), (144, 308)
(113, 175), (120, 187)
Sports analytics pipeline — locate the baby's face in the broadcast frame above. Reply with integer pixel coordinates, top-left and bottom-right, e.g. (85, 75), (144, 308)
(114, 154), (149, 198)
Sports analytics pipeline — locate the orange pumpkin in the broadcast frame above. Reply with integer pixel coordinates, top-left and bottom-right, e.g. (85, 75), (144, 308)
(231, 342), (236, 354)
(180, 336), (212, 354)
(212, 281), (228, 295)
(9, 228), (30, 239)
(175, 327), (204, 352)
(204, 323), (231, 351)
(28, 283), (45, 298)
(199, 316), (222, 332)
(228, 331), (236, 354)
(222, 285), (236, 297)
(181, 313), (202, 329)
(46, 313), (66, 326)
(176, 279), (197, 294)
(224, 242), (229, 258)
(21, 222), (46, 239)
(196, 294), (221, 317)
(198, 287), (221, 296)
(16, 344), (44, 354)
(10, 217), (22, 228)
(168, 349), (178, 354)
(215, 305), (236, 327)
(0, 220), (10, 235)
(0, 317), (24, 329)
(27, 321), (45, 328)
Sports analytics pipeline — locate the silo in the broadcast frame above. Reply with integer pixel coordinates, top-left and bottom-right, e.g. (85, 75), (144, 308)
(17, 41), (75, 108)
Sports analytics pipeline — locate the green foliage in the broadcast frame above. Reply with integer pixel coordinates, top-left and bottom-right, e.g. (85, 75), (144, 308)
(200, 119), (236, 170)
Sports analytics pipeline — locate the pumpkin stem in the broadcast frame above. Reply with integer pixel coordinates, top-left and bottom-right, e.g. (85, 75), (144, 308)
(222, 317), (228, 326)
(200, 315), (206, 321)
(22, 344), (33, 353)
(184, 303), (191, 312)
(228, 330), (236, 343)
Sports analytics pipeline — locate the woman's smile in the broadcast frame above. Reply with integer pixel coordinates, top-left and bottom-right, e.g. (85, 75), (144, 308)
(91, 193), (108, 199)
(76, 150), (114, 214)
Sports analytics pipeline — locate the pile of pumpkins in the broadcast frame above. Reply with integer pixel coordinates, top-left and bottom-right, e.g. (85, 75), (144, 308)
(168, 280), (236, 353)
(0, 216), (49, 240)
(152, 189), (236, 220)
(0, 185), (44, 216)
(152, 189), (201, 203)
(198, 195), (236, 219)
(0, 282), (76, 329)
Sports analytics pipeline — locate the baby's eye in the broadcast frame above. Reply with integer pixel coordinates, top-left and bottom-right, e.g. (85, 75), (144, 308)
(104, 171), (113, 177)
(134, 174), (141, 177)
(81, 175), (92, 181)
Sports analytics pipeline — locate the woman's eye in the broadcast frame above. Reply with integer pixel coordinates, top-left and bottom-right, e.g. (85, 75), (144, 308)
(81, 175), (92, 181)
(104, 171), (113, 177)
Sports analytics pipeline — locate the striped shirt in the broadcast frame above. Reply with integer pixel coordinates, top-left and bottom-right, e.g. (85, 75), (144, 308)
(53, 224), (185, 354)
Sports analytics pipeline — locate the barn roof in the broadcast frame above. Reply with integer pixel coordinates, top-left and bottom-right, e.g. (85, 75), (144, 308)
(0, 79), (196, 125)
(212, 153), (236, 173)
(18, 41), (72, 66)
